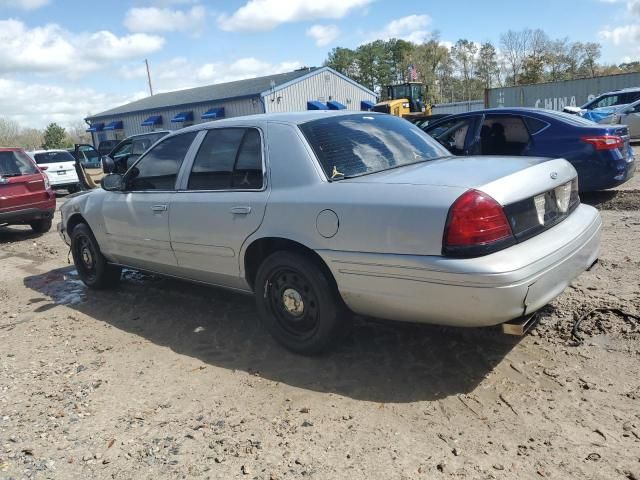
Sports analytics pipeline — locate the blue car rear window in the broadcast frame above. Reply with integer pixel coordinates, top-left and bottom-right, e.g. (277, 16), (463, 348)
(539, 110), (599, 127)
(299, 114), (448, 180)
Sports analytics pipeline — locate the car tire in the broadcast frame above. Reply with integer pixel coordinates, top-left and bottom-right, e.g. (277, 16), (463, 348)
(255, 251), (350, 355)
(29, 218), (52, 233)
(67, 184), (80, 194)
(70, 223), (121, 289)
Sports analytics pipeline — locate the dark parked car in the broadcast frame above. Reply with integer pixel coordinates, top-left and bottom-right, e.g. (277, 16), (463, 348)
(422, 108), (636, 191)
(97, 140), (119, 156)
(102, 131), (170, 174)
(408, 113), (451, 129)
(0, 148), (56, 233)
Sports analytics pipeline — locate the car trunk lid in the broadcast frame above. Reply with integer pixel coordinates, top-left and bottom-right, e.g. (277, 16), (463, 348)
(345, 156), (580, 254)
(0, 173), (49, 212)
(344, 156), (575, 204)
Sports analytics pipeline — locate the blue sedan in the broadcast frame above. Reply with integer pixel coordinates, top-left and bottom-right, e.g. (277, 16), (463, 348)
(422, 108), (636, 191)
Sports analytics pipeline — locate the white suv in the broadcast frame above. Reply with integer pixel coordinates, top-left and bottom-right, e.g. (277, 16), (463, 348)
(27, 149), (80, 193)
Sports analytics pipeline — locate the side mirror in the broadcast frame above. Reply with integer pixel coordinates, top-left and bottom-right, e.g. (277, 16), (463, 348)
(102, 156), (115, 174)
(101, 173), (124, 191)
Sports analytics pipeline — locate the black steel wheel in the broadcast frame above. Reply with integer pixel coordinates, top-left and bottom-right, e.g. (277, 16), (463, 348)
(255, 251), (349, 354)
(70, 223), (121, 289)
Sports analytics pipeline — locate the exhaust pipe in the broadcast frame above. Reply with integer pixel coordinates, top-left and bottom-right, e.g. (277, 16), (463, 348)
(501, 313), (539, 336)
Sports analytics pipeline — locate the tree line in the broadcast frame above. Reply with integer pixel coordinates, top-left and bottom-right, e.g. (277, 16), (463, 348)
(325, 28), (640, 104)
(0, 119), (91, 150)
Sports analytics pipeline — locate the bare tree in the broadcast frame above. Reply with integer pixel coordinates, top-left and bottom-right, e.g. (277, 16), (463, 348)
(0, 118), (20, 147)
(581, 42), (602, 77)
(500, 30), (530, 85)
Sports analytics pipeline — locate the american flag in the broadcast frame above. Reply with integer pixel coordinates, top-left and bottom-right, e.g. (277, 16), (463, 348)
(408, 64), (418, 81)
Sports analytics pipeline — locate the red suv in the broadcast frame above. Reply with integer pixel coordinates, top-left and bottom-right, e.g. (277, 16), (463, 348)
(0, 147), (56, 233)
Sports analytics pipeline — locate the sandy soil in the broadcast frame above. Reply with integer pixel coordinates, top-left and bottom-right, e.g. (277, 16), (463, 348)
(1, 188), (639, 479)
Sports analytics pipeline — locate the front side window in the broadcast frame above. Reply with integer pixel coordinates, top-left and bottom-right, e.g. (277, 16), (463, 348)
(188, 128), (263, 190)
(300, 114), (448, 179)
(591, 94), (620, 109)
(78, 146), (100, 164)
(111, 141), (132, 160)
(127, 132), (197, 191)
(425, 117), (475, 155)
(0, 151), (39, 176)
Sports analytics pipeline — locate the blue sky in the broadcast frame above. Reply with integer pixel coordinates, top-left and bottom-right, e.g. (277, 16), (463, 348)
(0, 0), (637, 128)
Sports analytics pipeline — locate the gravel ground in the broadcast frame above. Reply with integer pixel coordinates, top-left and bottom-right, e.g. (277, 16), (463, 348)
(0, 184), (639, 479)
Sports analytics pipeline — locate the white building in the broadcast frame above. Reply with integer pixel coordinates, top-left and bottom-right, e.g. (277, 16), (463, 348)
(85, 66), (377, 146)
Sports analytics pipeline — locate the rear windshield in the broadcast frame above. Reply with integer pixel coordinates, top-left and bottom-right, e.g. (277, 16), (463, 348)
(540, 110), (600, 127)
(33, 151), (76, 164)
(299, 114), (448, 180)
(0, 150), (39, 176)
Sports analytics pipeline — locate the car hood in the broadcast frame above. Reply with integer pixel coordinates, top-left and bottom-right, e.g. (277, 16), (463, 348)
(342, 156), (554, 188)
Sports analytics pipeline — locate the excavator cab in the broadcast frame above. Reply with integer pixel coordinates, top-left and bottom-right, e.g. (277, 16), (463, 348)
(372, 82), (429, 118)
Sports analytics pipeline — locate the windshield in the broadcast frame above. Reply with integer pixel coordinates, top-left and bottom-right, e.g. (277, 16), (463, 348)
(299, 114), (448, 180)
(33, 151), (76, 164)
(0, 150), (39, 176)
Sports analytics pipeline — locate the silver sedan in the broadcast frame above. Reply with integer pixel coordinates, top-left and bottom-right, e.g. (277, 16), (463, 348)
(58, 111), (601, 354)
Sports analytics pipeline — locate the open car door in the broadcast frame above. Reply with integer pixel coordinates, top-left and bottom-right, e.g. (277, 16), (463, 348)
(72, 144), (102, 190)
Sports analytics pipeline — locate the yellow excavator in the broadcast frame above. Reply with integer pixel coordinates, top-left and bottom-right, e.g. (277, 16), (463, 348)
(371, 82), (432, 119)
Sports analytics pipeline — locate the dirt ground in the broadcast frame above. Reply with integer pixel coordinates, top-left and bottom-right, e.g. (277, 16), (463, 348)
(1, 175), (639, 479)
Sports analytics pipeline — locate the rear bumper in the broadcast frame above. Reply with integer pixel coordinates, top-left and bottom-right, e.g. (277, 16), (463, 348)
(582, 153), (635, 191)
(0, 206), (55, 224)
(48, 174), (79, 188)
(318, 204), (601, 327)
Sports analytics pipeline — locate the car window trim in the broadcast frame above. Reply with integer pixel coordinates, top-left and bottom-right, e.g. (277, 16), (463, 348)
(176, 126), (268, 193)
(521, 115), (551, 136)
(124, 131), (200, 193)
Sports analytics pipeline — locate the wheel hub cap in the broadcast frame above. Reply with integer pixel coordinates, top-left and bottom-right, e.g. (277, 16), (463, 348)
(282, 288), (304, 317)
(81, 247), (93, 267)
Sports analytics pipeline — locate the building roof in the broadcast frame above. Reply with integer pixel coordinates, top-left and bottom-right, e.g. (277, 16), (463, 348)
(87, 67), (321, 121)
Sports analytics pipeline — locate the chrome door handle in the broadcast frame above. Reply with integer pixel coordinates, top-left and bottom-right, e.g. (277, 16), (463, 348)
(151, 204), (168, 212)
(230, 206), (251, 215)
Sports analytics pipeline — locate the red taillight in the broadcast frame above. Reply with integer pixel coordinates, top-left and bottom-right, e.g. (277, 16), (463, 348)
(444, 190), (514, 257)
(39, 166), (48, 171)
(581, 135), (624, 151)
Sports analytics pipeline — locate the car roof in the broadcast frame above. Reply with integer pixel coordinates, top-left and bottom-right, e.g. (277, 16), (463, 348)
(178, 111), (382, 134)
(601, 87), (640, 94)
(124, 130), (171, 140)
(0, 147), (23, 152)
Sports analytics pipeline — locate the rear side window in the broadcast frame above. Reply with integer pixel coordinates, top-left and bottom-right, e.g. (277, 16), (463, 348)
(33, 151), (75, 164)
(479, 115), (531, 155)
(188, 128), (263, 190)
(621, 91), (640, 104)
(128, 132), (197, 191)
(299, 114), (447, 180)
(523, 117), (549, 135)
(0, 151), (38, 176)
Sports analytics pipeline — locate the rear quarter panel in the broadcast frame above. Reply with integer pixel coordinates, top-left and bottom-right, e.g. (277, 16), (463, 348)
(248, 121), (466, 257)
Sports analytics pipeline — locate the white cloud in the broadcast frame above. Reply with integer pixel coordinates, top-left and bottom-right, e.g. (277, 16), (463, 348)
(599, 24), (640, 60)
(628, 0), (640, 15)
(124, 5), (207, 33)
(0, 19), (165, 76)
(364, 14), (432, 44)
(218, 0), (372, 32)
(306, 24), (340, 47)
(0, 78), (147, 129)
(0, 0), (49, 10)
(120, 56), (303, 92)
